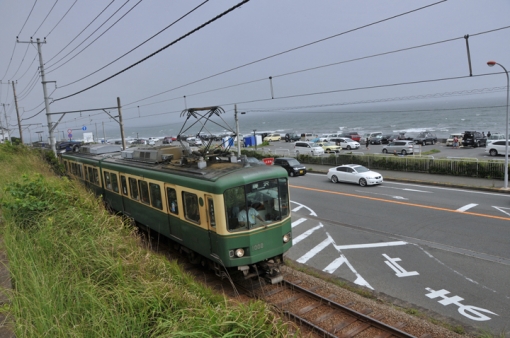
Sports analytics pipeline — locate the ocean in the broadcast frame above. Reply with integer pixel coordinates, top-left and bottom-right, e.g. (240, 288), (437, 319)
(92, 96), (508, 142)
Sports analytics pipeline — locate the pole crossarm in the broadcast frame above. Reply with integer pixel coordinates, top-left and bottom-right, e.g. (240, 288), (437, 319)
(102, 109), (119, 124)
(47, 107), (118, 115)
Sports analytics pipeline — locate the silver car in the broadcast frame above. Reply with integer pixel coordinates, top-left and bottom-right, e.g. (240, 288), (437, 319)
(382, 140), (414, 155)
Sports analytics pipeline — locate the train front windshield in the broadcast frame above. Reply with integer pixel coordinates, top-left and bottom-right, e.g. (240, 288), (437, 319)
(225, 178), (289, 232)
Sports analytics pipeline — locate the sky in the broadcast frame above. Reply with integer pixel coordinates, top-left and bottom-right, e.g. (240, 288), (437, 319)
(0, 0), (509, 141)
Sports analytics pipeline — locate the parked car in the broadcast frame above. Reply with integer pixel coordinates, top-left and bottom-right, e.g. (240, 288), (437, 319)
(263, 133), (281, 142)
(162, 136), (174, 144)
(360, 133), (371, 145)
(131, 139), (148, 145)
(485, 140), (509, 156)
(185, 137), (203, 146)
(462, 131), (487, 148)
(327, 164), (383, 187)
(445, 133), (463, 146)
(329, 137), (360, 150)
(56, 141), (82, 153)
(340, 132), (362, 142)
(300, 133), (318, 141)
(486, 133), (506, 145)
(294, 141), (325, 156)
(381, 134), (399, 144)
(382, 140), (415, 155)
(369, 132), (383, 145)
(413, 132), (437, 145)
(313, 141), (342, 153)
(245, 157), (266, 166)
(273, 157), (306, 177)
(284, 133), (300, 142)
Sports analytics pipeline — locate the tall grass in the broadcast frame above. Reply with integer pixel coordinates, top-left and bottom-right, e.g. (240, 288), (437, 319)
(0, 144), (293, 337)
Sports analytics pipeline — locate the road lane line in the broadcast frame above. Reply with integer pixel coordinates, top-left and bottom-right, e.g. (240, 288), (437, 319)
(333, 241), (408, 250)
(291, 218), (307, 228)
(297, 237), (333, 263)
(457, 203), (478, 212)
(292, 223), (323, 245)
(290, 184), (510, 221)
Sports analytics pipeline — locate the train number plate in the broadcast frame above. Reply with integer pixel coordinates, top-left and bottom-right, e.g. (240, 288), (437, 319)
(252, 243), (264, 251)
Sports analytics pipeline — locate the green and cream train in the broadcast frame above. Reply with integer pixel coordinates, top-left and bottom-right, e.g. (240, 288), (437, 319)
(62, 144), (292, 283)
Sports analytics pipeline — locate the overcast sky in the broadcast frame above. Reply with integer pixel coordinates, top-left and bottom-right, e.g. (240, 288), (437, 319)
(0, 0), (509, 139)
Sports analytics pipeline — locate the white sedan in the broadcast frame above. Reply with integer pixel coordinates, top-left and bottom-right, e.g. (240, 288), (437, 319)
(327, 164), (383, 186)
(330, 137), (360, 150)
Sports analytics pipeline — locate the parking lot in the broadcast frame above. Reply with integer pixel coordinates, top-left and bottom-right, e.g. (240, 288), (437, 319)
(252, 139), (501, 161)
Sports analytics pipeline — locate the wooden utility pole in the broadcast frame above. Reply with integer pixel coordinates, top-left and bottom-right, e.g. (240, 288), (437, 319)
(12, 81), (23, 144)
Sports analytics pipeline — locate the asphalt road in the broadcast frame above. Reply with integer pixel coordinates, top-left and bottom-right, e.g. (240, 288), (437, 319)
(285, 172), (510, 334)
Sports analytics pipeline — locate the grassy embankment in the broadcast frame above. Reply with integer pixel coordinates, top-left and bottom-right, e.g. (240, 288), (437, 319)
(0, 143), (293, 337)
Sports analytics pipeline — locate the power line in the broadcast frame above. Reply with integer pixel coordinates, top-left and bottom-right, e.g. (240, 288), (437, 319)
(124, 0), (447, 107)
(58, 0), (210, 88)
(32, 0), (59, 37)
(1, 0), (38, 81)
(44, 0), (79, 38)
(44, 0), (117, 65)
(47, 0), (145, 75)
(52, 0), (251, 102)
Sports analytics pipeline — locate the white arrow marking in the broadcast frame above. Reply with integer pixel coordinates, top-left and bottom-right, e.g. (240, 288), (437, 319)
(457, 203), (478, 212)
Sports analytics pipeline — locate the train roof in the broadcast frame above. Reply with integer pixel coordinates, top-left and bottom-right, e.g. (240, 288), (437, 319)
(62, 144), (286, 183)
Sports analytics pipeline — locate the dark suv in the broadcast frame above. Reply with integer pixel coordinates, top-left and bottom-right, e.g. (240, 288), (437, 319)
(273, 157), (306, 177)
(413, 132), (437, 145)
(284, 133), (300, 142)
(462, 131), (487, 148)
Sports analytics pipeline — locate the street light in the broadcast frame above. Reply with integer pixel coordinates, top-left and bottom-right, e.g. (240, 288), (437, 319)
(487, 60), (510, 189)
(234, 105), (246, 158)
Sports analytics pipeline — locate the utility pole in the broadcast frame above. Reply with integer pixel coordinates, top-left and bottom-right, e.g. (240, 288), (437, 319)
(18, 38), (56, 155)
(12, 81), (23, 144)
(1, 103), (8, 142)
(117, 97), (126, 150)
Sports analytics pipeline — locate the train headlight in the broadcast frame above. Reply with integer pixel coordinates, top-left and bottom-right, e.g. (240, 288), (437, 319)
(283, 232), (291, 243)
(235, 248), (245, 258)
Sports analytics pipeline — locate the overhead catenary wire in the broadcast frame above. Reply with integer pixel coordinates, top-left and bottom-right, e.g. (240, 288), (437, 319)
(124, 0), (448, 107)
(52, 0), (251, 102)
(57, 0), (210, 88)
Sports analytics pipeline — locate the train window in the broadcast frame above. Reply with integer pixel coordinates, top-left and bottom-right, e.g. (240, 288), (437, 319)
(166, 188), (178, 215)
(64, 161), (68, 173)
(84, 166), (89, 181)
(224, 186), (246, 231)
(87, 167), (94, 183)
(139, 181), (150, 205)
(93, 169), (100, 185)
(207, 197), (216, 228)
(120, 176), (128, 196)
(183, 191), (200, 223)
(104, 172), (111, 190)
(149, 183), (162, 210)
(129, 178), (139, 200)
(111, 173), (119, 193)
(71, 163), (77, 175)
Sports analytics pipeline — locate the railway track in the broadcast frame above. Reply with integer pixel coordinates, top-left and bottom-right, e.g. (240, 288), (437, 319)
(142, 233), (446, 337)
(237, 278), (433, 338)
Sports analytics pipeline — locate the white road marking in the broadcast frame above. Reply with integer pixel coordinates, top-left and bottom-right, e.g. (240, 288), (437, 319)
(323, 255), (347, 274)
(290, 200), (317, 216)
(457, 203), (478, 212)
(382, 186), (432, 193)
(291, 218), (307, 228)
(356, 190), (408, 200)
(334, 241), (408, 250)
(493, 206), (510, 217)
(292, 223), (323, 245)
(382, 254), (419, 277)
(297, 237), (333, 263)
(385, 181), (510, 197)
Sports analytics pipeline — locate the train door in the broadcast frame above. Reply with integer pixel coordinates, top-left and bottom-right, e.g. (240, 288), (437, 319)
(205, 195), (220, 255)
(165, 184), (182, 240)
